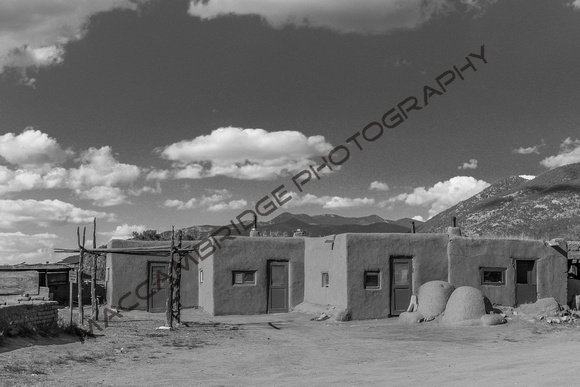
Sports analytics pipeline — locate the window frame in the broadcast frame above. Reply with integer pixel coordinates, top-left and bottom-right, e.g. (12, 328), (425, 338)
(232, 270), (256, 285)
(364, 271), (381, 290)
(480, 267), (506, 285)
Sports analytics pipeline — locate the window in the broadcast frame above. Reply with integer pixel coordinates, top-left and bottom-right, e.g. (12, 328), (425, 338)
(199, 269), (203, 283)
(321, 272), (329, 288)
(364, 271), (381, 289)
(480, 267), (505, 285)
(233, 271), (256, 285)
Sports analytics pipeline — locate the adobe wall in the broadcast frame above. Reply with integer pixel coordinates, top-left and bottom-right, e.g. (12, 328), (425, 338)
(210, 237), (304, 316)
(345, 233), (449, 320)
(107, 240), (199, 311)
(0, 301), (59, 330)
(303, 235), (348, 310)
(448, 237), (567, 306)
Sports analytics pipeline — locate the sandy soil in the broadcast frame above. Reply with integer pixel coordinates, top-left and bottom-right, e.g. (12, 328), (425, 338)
(2, 307), (580, 386)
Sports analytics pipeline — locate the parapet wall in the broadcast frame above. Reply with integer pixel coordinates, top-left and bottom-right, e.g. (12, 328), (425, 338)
(0, 301), (59, 329)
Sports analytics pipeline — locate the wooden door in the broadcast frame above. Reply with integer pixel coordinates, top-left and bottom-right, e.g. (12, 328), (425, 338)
(391, 257), (412, 316)
(148, 263), (168, 313)
(268, 261), (288, 313)
(516, 260), (536, 306)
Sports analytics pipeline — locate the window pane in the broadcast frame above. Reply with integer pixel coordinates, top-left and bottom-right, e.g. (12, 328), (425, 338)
(365, 272), (380, 288)
(234, 272), (244, 284)
(483, 270), (502, 283)
(271, 266), (285, 286)
(244, 272), (255, 283)
(393, 263), (409, 285)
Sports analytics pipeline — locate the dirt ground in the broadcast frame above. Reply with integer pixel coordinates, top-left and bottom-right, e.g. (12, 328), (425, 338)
(2, 306), (580, 387)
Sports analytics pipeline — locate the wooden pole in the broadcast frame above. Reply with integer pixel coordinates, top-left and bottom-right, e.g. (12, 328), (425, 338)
(91, 218), (99, 321)
(174, 231), (183, 324)
(411, 221), (416, 233)
(77, 227), (85, 325)
(165, 227), (175, 328)
(69, 269), (73, 326)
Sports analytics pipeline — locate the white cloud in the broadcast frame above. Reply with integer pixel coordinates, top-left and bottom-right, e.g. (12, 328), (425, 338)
(0, 129), (72, 171)
(99, 224), (147, 240)
(458, 159), (478, 170)
(283, 192), (375, 209)
(388, 176), (490, 217)
(77, 186), (128, 207)
(128, 182), (162, 196)
(513, 146), (540, 155)
(164, 189), (248, 212)
(0, 232), (60, 265)
(568, 0), (580, 10)
(145, 169), (171, 181)
(513, 139), (545, 155)
(411, 215), (425, 222)
(519, 175), (535, 180)
(0, 199), (115, 229)
(173, 164), (204, 179)
(0, 1), (139, 73)
(189, 0), (478, 35)
(540, 137), (580, 169)
(159, 127), (333, 180)
(164, 198), (198, 210)
(207, 199), (248, 212)
(0, 167), (42, 195)
(0, 133), (146, 207)
(68, 146), (141, 189)
(369, 181), (389, 191)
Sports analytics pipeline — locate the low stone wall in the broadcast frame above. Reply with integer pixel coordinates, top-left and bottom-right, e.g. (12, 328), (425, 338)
(0, 301), (59, 330)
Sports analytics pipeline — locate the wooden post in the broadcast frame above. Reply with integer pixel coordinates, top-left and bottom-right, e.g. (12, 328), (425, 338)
(77, 227), (86, 325)
(452, 216), (457, 227)
(69, 269), (74, 326)
(173, 231), (183, 324)
(165, 227), (175, 328)
(411, 221), (416, 233)
(91, 218), (99, 321)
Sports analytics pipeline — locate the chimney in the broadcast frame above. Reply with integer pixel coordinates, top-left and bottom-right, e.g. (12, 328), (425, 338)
(293, 228), (305, 237)
(249, 214), (260, 237)
(447, 216), (462, 236)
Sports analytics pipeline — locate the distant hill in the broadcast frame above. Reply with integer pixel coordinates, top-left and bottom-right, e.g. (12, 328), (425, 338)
(418, 162), (580, 239)
(170, 212), (422, 239)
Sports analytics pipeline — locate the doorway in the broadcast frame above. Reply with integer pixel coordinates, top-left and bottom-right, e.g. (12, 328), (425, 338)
(148, 263), (168, 313)
(268, 261), (288, 313)
(515, 260), (537, 306)
(390, 257), (412, 316)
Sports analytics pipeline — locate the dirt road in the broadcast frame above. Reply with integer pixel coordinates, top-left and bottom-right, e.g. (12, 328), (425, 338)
(1, 307), (580, 386)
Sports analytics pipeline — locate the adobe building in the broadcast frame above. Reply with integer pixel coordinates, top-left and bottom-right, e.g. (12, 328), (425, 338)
(198, 237), (304, 315)
(105, 230), (568, 320)
(303, 233), (450, 320)
(448, 237), (567, 307)
(105, 239), (199, 312)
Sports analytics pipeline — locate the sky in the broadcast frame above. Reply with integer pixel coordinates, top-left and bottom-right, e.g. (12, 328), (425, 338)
(1, 0), (580, 264)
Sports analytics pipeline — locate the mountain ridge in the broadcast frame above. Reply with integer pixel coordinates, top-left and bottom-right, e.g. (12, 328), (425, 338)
(418, 162), (580, 239)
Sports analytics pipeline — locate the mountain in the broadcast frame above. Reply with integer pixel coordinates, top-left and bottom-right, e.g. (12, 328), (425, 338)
(418, 162), (580, 239)
(174, 212), (418, 239)
(267, 212), (387, 226)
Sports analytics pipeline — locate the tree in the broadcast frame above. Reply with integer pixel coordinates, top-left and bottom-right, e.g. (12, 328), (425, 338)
(131, 229), (165, 241)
